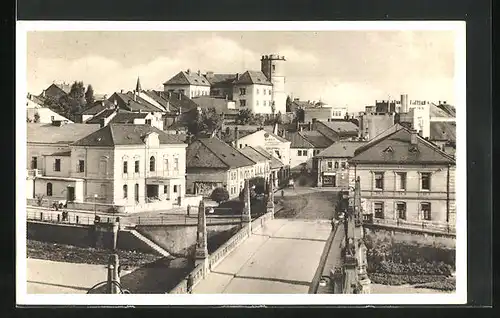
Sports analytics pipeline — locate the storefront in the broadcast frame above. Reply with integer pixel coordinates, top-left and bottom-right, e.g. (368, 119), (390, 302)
(322, 172), (336, 187)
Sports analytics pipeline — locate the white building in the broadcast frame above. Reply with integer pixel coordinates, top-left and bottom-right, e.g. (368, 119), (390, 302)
(163, 69), (211, 99)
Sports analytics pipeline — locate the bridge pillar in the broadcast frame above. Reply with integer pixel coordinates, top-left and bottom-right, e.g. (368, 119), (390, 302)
(195, 200), (209, 276)
(107, 254), (121, 294)
(242, 179), (252, 235)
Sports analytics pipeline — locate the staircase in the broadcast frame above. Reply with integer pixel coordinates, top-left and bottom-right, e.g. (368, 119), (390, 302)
(128, 229), (171, 258)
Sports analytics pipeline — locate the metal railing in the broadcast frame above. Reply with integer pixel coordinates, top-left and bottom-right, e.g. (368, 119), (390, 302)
(27, 210), (96, 226)
(367, 216), (456, 234)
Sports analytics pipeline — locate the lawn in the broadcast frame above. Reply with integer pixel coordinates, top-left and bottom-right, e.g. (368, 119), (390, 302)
(274, 191), (339, 220)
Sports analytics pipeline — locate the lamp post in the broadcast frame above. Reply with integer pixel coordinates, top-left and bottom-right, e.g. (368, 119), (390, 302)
(94, 194), (98, 221)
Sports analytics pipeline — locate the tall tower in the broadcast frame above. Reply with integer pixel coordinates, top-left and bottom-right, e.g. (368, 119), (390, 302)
(261, 54), (287, 114)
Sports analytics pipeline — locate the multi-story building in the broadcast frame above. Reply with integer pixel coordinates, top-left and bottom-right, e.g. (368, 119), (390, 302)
(287, 131), (334, 171)
(239, 146), (271, 180)
(348, 125), (456, 226)
(163, 69), (211, 99)
(260, 54), (287, 115)
(232, 71), (275, 114)
(186, 137), (256, 199)
(314, 141), (367, 188)
(28, 123), (192, 212)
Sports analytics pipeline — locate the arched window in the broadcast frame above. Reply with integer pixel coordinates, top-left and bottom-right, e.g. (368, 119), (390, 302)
(334, 161), (339, 169)
(123, 185), (128, 199)
(150, 156), (156, 171)
(46, 183), (53, 196)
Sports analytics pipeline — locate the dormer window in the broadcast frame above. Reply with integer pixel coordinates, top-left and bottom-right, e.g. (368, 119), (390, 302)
(409, 145), (419, 153)
(383, 146), (394, 153)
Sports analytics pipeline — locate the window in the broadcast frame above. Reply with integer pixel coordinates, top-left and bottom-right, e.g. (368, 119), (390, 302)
(240, 88), (246, 95)
(240, 100), (246, 107)
(269, 89), (272, 95)
(421, 202), (431, 220)
(341, 162), (346, 169)
(145, 119), (152, 125)
(327, 161), (333, 169)
(374, 172), (384, 190)
(174, 158), (179, 171)
(173, 185), (178, 193)
(263, 89), (266, 95)
(135, 160), (140, 173)
(46, 183), (53, 196)
(396, 172), (407, 190)
(421, 173), (431, 190)
(123, 161), (128, 174)
(374, 202), (384, 218)
(164, 158), (169, 172)
(51, 116), (55, 121)
(396, 202), (406, 220)
(256, 100), (259, 106)
(256, 88), (259, 94)
(123, 185), (128, 199)
(149, 156), (156, 172)
(78, 160), (85, 173)
(134, 183), (139, 202)
(54, 159), (61, 172)
(164, 185), (169, 194)
(31, 157), (37, 169)
(334, 161), (339, 169)
(272, 65), (276, 71)
(263, 101), (267, 106)
(297, 150), (302, 156)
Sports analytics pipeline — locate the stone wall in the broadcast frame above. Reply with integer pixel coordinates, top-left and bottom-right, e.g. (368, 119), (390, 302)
(363, 226), (455, 249)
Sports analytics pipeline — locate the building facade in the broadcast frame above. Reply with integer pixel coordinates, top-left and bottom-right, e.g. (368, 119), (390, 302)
(349, 126), (456, 226)
(163, 69), (211, 99)
(260, 54), (287, 115)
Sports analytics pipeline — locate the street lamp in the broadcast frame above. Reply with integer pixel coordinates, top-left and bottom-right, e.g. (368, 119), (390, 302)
(94, 194), (98, 221)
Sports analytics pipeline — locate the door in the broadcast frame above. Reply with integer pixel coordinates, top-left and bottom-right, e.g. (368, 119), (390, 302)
(66, 186), (75, 202)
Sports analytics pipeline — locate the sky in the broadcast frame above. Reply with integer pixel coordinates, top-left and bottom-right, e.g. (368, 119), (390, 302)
(26, 30), (458, 112)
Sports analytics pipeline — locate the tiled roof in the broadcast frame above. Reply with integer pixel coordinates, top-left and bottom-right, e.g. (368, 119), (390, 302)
(253, 145), (284, 169)
(81, 101), (116, 115)
(287, 132), (313, 148)
(71, 124), (186, 147)
(299, 131), (334, 148)
(437, 104), (456, 117)
(429, 103), (452, 118)
(85, 109), (117, 123)
(239, 146), (269, 163)
(233, 71), (272, 86)
(350, 127), (455, 165)
(192, 96), (238, 115)
(108, 111), (149, 124)
(316, 141), (367, 158)
(204, 73), (237, 86)
(148, 90), (199, 114)
(27, 123), (101, 144)
(108, 92), (164, 113)
(222, 125), (276, 143)
(429, 122), (456, 142)
(54, 83), (72, 94)
(187, 137), (255, 169)
(319, 120), (359, 135)
(164, 71), (211, 87)
(27, 94), (46, 106)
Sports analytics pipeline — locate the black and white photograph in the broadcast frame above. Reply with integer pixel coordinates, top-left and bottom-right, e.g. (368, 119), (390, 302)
(16, 21), (467, 305)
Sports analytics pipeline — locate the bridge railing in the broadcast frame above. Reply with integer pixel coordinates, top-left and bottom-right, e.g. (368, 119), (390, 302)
(209, 226), (250, 270)
(367, 217), (456, 234)
(169, 262), (207, 294)
(27, 210), (96, 226)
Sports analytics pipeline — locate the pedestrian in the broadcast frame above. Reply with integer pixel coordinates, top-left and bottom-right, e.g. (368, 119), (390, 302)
(281, 189), (284, 198)
(187, 204), (191, 217)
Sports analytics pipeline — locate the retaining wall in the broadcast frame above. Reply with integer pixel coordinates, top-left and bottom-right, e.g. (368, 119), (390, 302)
(364, 226), (456, 249)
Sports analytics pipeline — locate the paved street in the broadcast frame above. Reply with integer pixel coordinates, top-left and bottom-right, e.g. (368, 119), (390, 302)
(193, 218), (331, 294)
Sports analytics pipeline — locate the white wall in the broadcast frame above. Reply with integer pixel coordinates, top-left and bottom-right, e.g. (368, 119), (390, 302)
(164, 84), (210, 99)
(237, 130), (291, 166)
(233, 84), (274, 114)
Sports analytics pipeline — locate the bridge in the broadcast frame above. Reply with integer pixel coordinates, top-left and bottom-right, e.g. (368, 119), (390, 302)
(169, 178), (371, 294)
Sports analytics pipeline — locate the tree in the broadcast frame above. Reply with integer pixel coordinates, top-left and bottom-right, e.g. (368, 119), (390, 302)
(186, 107), (223, 137)
(295, 108), (305, 123)
(85, 84), (95, 106)
(236, 108), (253, 125)
(286, 96), (292, 113)
(210, 187), (229, 204)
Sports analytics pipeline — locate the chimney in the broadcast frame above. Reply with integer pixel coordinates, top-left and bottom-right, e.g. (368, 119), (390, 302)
(273, 122), (278, 135)
(197, 70), (201, 76)
(234, 127), (239, 148)
(41, 90), (46, 97)
(99, 118), (106, 128)
(235, 73), (239, 80)
(308, 122), (312, 131)
(410, 129), (418, 145)
(120, 89), (123, 93)
(178, 93), (182, 100)
(186, 69), (190, 74)
(401, 94), (409, 113)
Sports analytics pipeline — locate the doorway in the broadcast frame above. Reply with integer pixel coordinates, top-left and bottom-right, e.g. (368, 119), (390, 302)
(146, 184), (159, 200)
(66, 186), (75, 202)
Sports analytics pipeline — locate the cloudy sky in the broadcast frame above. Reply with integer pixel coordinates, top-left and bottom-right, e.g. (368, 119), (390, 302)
(27, 30), (457, 112)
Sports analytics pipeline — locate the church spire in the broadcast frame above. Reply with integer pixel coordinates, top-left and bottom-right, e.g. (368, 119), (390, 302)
(135, 77), (142, 93)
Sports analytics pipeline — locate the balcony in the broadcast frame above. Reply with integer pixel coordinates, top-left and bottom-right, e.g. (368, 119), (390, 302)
(27, 169), (42, 177)
(146, 170), (182, 179)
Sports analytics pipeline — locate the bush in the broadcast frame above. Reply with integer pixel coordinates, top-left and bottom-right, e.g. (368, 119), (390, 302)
(369, 273), (452, 286)
(210, 187), (229, 204)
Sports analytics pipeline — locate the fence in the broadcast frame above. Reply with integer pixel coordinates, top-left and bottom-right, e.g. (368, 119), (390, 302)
(26, 210), (95, 226)
(367, 217), (456, 235)
(208, 225), (250, 270)
(169, 262), (207, 294)
(129, 215), (242, 226)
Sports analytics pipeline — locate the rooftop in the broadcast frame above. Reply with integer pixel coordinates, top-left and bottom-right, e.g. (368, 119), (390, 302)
(233, 71), (272, 86)
(71, 124), (186, 147)
(316, 141), (367, 158)
(187, 137), (255, 169)
(108, 111), (149, 124)
(163, 70), (211, 87)
(239, 146), (270, 163)
(429, 122), (456, 142)
(287, 131), (334, 148)
(351, 126), (455, 165)
(27, 123), (101, 144)
(85, 109), (117, 124)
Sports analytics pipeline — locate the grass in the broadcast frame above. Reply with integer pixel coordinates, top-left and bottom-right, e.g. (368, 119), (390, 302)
(275, 191), (339, 220)
(27, 239), (163, 270)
